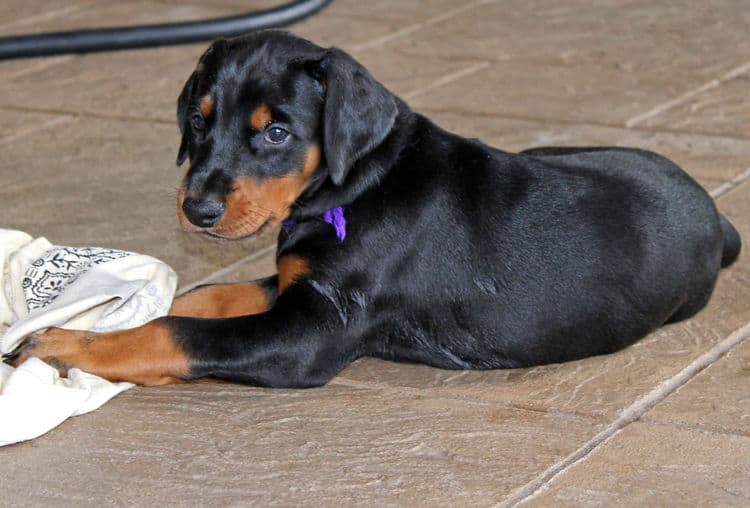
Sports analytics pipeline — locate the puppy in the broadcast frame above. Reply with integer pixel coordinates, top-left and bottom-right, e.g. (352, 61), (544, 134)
(5, 30), (741, 387)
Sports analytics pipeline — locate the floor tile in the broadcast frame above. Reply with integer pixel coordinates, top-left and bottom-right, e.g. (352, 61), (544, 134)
(523, 422), (750, 506)
(315, 0), (470, 23)
(641, 72), (750, 138)
(397, 0), (750, 126)
(1, 2), (238, 36)
(204, 244), (277, 286)
(0, 383), (602, 506)
(643, 338), (750, 438)
(156, 0), (282, 9)
(0, 44), (206, 122)
(0, 110), (72, 142)
(180, 0), (467, 24)
(407, 60), (732, 127)
(0, 1), (96, 37)
(292, 10), (429, 51)
(355, 48), (488, 99)
(392, 0), (750, 74)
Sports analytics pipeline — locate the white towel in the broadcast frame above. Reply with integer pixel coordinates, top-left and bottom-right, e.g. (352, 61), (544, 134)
(0, 229), (178, 446)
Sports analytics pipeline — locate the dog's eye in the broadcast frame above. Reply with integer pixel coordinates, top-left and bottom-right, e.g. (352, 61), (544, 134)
(264, 127), (289, 145)
(190, 113), (206, 133)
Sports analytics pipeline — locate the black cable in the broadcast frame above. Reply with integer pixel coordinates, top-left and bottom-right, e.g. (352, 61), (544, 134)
(0, 0), (331, 60)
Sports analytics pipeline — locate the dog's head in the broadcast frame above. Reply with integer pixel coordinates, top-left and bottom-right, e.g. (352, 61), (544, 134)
(175, 31), (397, 240)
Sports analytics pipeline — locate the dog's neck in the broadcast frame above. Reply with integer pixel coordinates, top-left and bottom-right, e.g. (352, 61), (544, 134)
(282, 206), (347, 241)
(288, 101), (417, 222)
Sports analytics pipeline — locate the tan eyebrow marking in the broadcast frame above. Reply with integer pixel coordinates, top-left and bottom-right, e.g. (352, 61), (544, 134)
(200, 95), (213, 117)
(250, 104), (272, 131)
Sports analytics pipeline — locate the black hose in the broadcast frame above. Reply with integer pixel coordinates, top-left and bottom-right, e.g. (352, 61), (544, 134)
(0, 0), (332, 60)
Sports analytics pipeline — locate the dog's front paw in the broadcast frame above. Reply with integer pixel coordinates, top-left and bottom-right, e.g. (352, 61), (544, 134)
(2, 328), (96, 375)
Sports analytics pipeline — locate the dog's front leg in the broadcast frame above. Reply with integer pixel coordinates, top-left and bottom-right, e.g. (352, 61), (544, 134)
(5, 282), (360, 387)
(4, 320), (190, 386)
(178, 284), (362, 387)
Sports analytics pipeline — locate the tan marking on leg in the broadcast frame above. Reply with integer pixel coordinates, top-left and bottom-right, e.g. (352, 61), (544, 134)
(10, 321), (189, 386)
(200, 95), (213, 117)
(250, 104), (272, 131)
(278, 255), (311, 294)
(170, 282), (271, 318)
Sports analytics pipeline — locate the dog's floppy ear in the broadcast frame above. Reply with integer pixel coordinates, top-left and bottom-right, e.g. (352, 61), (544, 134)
(315, 48), (398, 185)
(175, 71), (197, 166)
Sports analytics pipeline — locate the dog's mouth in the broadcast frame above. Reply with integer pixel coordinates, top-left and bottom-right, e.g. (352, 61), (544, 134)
(177, 184), (282, 240)
(198, 218), (273, 241)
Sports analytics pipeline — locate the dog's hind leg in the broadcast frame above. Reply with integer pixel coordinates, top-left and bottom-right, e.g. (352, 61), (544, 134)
(665, 214), (740, 324)
(169, 276), (278, 318)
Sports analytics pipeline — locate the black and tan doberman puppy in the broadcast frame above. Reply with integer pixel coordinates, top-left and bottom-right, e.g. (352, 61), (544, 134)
(6, 31), (741, 386)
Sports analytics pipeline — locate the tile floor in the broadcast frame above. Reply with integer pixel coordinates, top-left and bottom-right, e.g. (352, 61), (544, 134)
(1, 1), (748, 506)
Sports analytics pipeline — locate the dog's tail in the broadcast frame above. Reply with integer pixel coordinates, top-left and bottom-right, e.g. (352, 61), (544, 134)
(719, 214), (741, 268)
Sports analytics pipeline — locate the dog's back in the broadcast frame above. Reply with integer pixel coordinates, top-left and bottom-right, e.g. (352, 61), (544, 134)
(365, 128), (740, 368)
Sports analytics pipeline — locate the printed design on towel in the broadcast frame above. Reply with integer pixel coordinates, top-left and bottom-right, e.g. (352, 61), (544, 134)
(23, 247), (132, 311)
(91, 282), (170, 332)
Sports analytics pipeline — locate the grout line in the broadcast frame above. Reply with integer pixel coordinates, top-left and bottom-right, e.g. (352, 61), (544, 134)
(349, 0), (495, 54)
(625, 60), (750, 128)
(639, 418), (749, 440)
(1, 55), (75, 81)
(329, 378), (386, 391)
(709, 167), (750, 199)
(416, 105), (750, 143)
(402, 61), (491, 101)
(0, 1), (96, 33)
(330, 377), (604, 424)
(176, 244), (276, 296)
(721, 60), (750, 81)
(0, 115), (75, 145)
(500, 319), (750, 507)
(625, 79), (723, 128)
(0, 104), (172, 125)
(2, 101), (748, 145)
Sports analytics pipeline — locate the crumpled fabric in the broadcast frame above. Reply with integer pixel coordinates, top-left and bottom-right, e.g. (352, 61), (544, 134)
(0, 229), (177, 446)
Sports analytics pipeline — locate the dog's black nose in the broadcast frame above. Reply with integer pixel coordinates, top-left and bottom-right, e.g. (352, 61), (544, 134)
(182, 197), (225, 228)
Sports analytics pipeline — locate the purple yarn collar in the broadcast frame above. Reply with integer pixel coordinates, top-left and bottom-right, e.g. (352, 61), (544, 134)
(282, 206), (346, 242)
